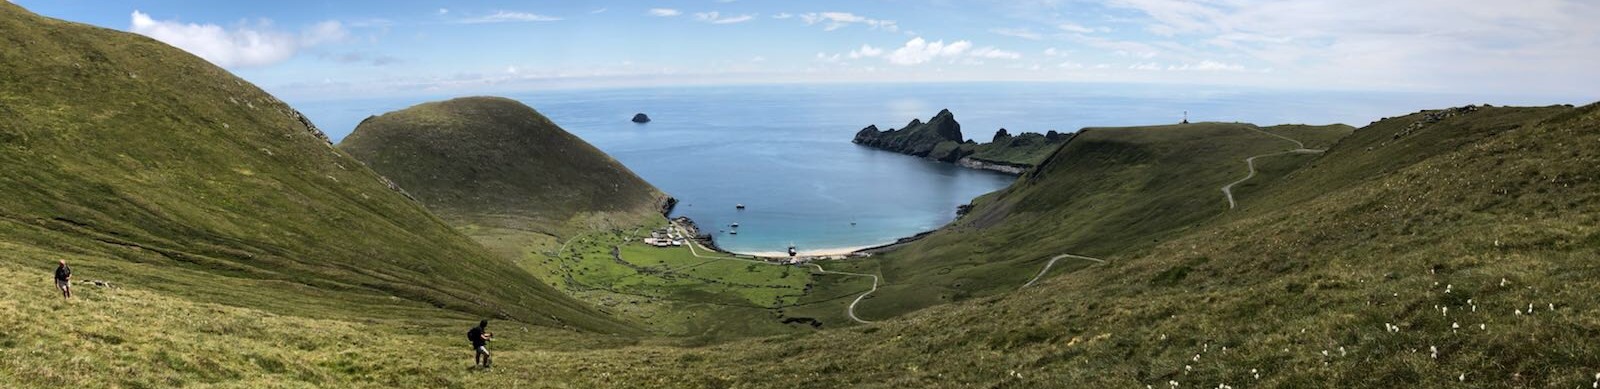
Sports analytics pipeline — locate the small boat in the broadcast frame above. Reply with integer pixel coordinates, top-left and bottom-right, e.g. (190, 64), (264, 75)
(736, 204), (745, 209)
(729, 230), (738, 235)
(730, 222), (739, 228)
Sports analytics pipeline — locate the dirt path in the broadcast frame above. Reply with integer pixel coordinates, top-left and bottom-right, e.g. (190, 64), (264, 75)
(1022, 254), (1106, 288)
(669, 221), (883, 324)
(808, 264), (880, 324)
(1221, 128), (1326, 209)
(1220, 148), (1325, 209)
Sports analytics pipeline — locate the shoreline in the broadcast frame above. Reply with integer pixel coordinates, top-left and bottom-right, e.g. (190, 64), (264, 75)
(671, 215), (924, 259)
(738, 245), (878, 258)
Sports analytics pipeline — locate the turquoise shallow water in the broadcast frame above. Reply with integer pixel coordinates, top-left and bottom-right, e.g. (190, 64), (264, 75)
(298, 82), (1574, 254)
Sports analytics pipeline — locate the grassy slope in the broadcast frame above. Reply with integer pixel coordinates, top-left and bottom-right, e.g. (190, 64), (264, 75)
(0, 3), (628, 333)
(7, 50), (1596, 388)
(340, 98), (853, 338)
(14, 103), (1595, 389)
(629, 103), (1600, 388)
(338, 97), (665, 237)
(853, 122), (1357, 319)
(967, 132), (1072, 166)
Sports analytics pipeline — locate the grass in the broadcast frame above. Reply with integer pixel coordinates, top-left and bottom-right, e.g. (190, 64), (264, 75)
(856, 110), (1067, 167)
(967, 131), (1071, 166)
(847, 122), (1358, 318)
(0, 3), (627, 333)
(467, 219), (871, 339)
(9, 3), (1600, 386)
(335, 95), (856, 339)
(338, 96), (667, 238)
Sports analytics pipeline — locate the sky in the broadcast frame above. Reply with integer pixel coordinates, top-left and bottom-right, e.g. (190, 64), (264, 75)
(14, 0), (1600, 102)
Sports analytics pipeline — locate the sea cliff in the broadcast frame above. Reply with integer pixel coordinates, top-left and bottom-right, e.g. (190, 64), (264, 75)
(852, 109), (1071, 174)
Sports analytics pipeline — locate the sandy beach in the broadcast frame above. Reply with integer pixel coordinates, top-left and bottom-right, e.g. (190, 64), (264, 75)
(737, 245), (878, 258)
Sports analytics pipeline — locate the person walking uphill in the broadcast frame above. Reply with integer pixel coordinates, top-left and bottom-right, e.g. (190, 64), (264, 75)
(54, 259), (71, 299)
(467, 320), (493, 369)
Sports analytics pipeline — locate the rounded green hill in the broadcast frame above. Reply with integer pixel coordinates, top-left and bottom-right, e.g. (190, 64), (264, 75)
(339, 97), (667, 230)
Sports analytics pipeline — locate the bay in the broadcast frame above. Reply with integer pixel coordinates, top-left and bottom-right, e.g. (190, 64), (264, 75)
(295, 82), (1559, 254)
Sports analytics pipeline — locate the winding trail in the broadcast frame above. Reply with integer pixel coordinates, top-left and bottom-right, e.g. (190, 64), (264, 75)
(1220, 127), (1326, 210)
(1021, 128), (1324, 291)
(808, 264), (881, 324)
(1022, 254), (1107, 288)
(670, 220), (883, 324)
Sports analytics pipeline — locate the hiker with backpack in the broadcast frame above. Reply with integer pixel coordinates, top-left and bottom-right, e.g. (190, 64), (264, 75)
(467, 320), (493, 368)
(54, 259), (71, 299)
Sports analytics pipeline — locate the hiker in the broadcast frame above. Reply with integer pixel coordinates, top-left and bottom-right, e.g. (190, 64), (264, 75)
(467, 320), (493, 368)
(54, 259), (71, 299)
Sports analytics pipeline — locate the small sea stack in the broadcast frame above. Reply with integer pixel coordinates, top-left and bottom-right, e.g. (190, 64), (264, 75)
(736, 203), (745, 209)
(632, 113), (651, 123)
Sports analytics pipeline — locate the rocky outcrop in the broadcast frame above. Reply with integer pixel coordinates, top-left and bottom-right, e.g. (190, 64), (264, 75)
(852, 109), (966, 158)
(632, 113), (651, 123)
(852, 109), (1072, 175)
(1394, 105), (1479, 139)
(992, 128), (1011, 143)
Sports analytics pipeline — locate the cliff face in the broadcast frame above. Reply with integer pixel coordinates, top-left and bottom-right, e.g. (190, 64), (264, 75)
(853, 109), (1070, 173)
(853, 109), (967, 161)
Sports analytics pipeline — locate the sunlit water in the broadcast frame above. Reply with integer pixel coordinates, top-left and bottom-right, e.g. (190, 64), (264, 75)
(296, 82), (1576, 254)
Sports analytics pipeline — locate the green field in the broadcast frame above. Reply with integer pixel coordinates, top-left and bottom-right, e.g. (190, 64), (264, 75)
(6, 2), (1600, 387)
(463, 220), (874, 339)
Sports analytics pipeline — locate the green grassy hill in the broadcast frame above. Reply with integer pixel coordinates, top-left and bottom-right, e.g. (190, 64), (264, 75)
(339, 97), (851, 339)
(0, 3), (629, 334)
(8, 3), (1600, 387)
(852, 122), (1356, 318)
(339, 97), (668, 236)
(15, 101), (1596, 388)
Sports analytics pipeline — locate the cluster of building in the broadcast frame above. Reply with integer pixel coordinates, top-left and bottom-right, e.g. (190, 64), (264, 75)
(642, 227), (687, 248)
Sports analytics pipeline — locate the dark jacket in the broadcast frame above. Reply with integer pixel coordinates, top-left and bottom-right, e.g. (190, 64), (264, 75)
(467, 326), (487, 346)
(55, 264), (71, 282)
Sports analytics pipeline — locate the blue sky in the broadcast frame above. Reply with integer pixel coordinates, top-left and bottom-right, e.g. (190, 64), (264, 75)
(15, 0), (1600, 101)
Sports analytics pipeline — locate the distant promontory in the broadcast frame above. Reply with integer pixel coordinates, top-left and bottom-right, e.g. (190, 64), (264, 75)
(852, 109), (1071, 174)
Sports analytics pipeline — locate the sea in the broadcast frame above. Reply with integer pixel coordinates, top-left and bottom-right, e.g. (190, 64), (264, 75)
(293, 82), (1578, 255)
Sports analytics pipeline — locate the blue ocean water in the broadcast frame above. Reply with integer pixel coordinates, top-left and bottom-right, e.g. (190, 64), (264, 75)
(294, 82), (1574, 254)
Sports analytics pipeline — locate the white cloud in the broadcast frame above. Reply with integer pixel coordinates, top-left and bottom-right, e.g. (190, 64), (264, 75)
(1057, 23), (1100, 34)
(694, 12), (756, 24)
(886, 37), (972, 65)
(1129, 62), (1162, 71)
(1058, 61), (1085, 69)
(990, 27), (1042, 40)
(301, 21), (349, 45)
(969, 47), (1022, 60)
(590, 8), (608, 14)
(799, 12), (897, 32)
(772, 13), (794, 19)
(648, 8), (681, 17)
(460, 11), (562, 23)
(848, 44), (883, 59)
(1099, 0), (1600, 93)
(129, 10), (348, 68)
(1167, 60), (1246, 71)
(437, 8), (449, 15)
